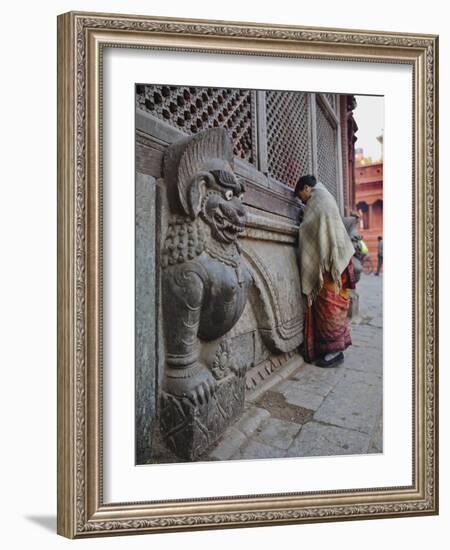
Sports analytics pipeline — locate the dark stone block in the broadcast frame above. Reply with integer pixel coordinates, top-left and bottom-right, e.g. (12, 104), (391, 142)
(160, 372), (246, 460)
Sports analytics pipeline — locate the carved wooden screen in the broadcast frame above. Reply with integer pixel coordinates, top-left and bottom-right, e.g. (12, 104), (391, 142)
(136, 85), (342, 201)
(323, 93), (337, 112)
(316, 96), (340, 200)
(136, 85), (255, 163)
(265, 91), (312, 189)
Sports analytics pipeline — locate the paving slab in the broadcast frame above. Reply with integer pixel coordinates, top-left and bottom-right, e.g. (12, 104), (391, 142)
(277, 381), (325, 411)
(289, 364), (345, 396)
(253, 417), (301, 450)
(234, 407), (270, 437)
(342, 344), (383, 375)
(232, 440), (286, 460)
(286, 421), (371, 457)
(367, 316), (383, 329)
(255, 391), (314, 424)
(313, 368), (382, 434)
(208, 427), (247, 461)
(350, 325), (383, 350)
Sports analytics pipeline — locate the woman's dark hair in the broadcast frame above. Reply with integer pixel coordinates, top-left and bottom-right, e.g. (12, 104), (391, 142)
(294, 175), (317, 196)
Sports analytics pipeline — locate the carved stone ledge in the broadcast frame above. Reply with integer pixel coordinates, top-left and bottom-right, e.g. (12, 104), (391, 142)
(245, 350), (297, 392)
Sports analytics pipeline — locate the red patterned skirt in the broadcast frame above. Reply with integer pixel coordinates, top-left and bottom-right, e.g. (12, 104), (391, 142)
(303, 262), (355, 363)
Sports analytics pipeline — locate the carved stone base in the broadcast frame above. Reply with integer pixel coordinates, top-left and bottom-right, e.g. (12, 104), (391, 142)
(160, 372), (246, 460)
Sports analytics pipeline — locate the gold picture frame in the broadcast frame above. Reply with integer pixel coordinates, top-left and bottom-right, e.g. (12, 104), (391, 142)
(57, 11), (438, 538)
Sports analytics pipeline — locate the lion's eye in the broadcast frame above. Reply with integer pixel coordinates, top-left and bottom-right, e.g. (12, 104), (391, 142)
(238, 193), (244, 200)
(224, 190), (233, 201)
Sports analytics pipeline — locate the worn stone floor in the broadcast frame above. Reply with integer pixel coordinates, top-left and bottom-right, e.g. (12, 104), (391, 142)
(205, 272), (383, 461)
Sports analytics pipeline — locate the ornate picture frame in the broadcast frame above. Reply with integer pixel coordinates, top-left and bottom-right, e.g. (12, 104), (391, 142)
(57, 11), (438, 538)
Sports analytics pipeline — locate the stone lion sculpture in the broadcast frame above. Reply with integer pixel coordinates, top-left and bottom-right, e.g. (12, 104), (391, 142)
(159, 127), (252, 458)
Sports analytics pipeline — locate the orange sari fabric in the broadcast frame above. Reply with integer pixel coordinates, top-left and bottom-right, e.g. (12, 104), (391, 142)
(303, 262), (355, 363)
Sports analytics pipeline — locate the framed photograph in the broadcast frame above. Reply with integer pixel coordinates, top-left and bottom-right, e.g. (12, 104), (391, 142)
(57, 11), (438, 538)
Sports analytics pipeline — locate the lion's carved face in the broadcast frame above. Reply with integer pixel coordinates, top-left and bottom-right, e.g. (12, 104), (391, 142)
(200, 170), (246, 244)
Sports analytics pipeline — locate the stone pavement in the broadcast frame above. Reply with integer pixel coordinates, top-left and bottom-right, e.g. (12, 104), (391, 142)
(206, 273), (383, 461)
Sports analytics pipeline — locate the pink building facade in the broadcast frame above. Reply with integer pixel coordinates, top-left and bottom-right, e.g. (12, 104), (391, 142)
(355, 161), (383, 262)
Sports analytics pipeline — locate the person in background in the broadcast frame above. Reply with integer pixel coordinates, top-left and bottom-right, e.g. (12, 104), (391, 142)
(375, 235), (383, 276)
(295, 175), (356, 368)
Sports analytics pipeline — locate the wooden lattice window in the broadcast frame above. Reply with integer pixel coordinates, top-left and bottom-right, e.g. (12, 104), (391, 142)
(316, 100), (339, 198)
(265, 91), (312, 188)
(136, 85), (254, 163)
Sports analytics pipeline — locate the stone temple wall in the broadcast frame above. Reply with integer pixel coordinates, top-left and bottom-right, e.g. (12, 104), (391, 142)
(135, 87), (344, 463)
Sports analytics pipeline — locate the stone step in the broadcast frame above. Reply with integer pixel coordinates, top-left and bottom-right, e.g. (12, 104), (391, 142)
(208, 407), (270, 460)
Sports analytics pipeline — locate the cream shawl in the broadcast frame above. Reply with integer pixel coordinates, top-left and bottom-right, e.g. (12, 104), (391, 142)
(298, 182), (355, 304)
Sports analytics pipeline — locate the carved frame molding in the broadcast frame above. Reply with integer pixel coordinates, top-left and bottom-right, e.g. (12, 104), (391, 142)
(57, 11), (438, 538)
